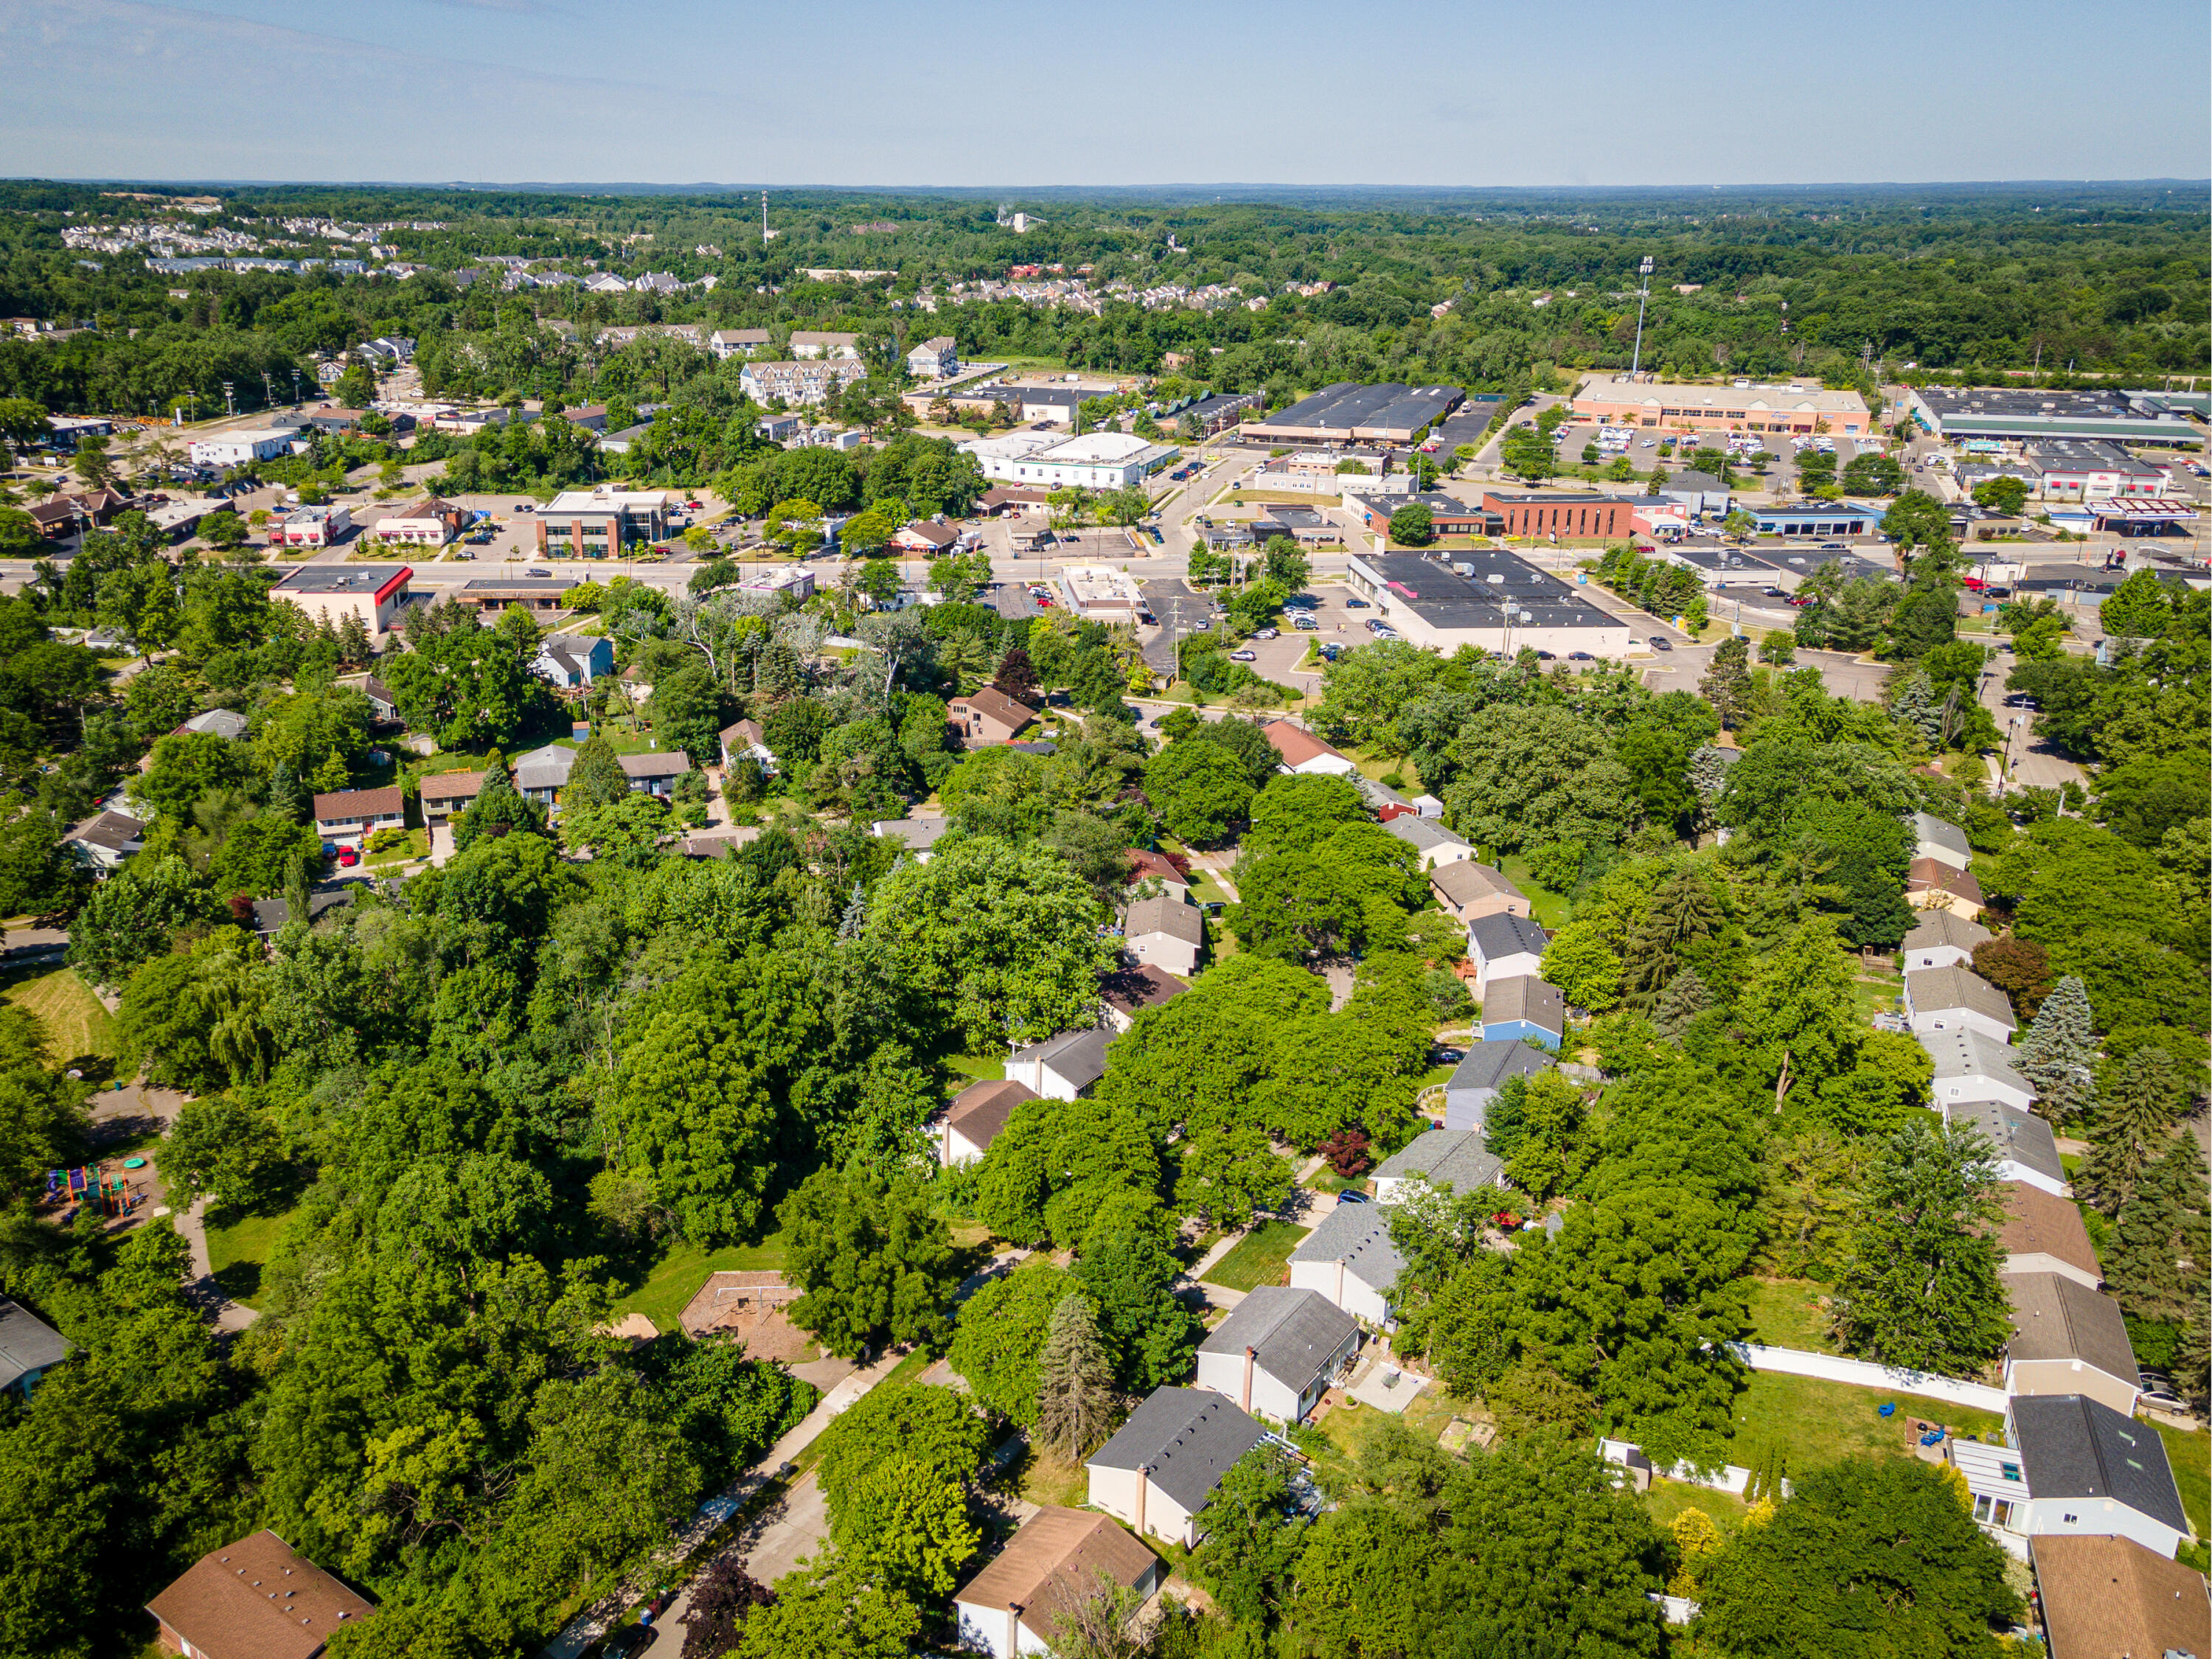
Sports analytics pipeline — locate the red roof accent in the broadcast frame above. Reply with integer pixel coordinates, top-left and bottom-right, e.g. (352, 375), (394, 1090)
(372, 566), (413, 605)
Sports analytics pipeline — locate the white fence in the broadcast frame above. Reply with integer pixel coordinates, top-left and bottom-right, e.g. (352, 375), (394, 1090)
(1729, 1341), (2008, 1416)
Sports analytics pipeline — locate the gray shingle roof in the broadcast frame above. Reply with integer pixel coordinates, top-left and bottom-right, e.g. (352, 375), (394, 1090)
(1906, 966), (2017, 1031)
(1912, 811), (1974, 860)
(1920, 1028), (2033, 1093)
(513, 743), (577, 790)
(1285, 1204), (1405, 1295)
(1445, 1040), (1557, 1095)
(874, 815), (953, 850)
(181, 708), (250, 740)
(2011, 1394), (2185, 1534)
(1011, 1027), (1112, 1094)
(1484, 975), (1565, 1033)
(1124, 894), (1204, 945)
(1382, 815), (1469, 854)
(0, 1298), (71, 1391)
(1199, 1285), (1360, 1397)
(1467, 913), (1549, 961)
(1373, 1128), (1504, 1192)
(1947, 1099), (2067, 1186)
(2004, 1271), (2140, 1385)
(1086, 1386), (1268, 1514)
(1901, 911), (1992, 954)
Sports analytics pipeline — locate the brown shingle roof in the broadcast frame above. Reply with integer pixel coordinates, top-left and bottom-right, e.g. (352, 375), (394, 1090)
(1124, 849), (1189, 886)
(1430, 860), (1523, 906)
(311, 785), (403, 822)
(1907, 858), (1985, 904)
(2003, 1271), (2140, 1385)
(1100, 964), (1187, 1017)
(2031, 1533), (2211, 1659)
(147, 1530), (376, 1659)
(417, 771), (485, 802)
(1998, 1183), (2102, 1284)
(945, 1079), (1037, 1151)
(954, 685), (1035, 732)
(953, 1507), (1158, 1644)
(1260, 720), (1345, 768)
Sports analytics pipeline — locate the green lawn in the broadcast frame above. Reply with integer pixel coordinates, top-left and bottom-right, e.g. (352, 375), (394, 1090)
(1728, 1372), (2007, 1475)
(945, 1052), (1006, 1086)
(609, 1234), (793, 1335)
(364, 827), (430, 868)
(0, 966), (118, 1065)
(1744, 1278), (1839, 1353)
(1495, 854), (1571, 928)
(1201, 1220), (1307, 1293)
(1849, 974), (1902, 1023)
(204, 1206), (291, 1310)
(1645, 1478), (1748, 1532)
(2153, 1418), (2208, 1541)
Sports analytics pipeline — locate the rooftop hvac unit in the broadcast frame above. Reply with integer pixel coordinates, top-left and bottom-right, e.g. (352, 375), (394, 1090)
(1486, 573), (1506, 584)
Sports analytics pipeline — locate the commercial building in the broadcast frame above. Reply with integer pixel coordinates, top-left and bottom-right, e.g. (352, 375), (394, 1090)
(1481, 490), (1635, 541)
(456, 577), (577, 614)
(535, 487), (671, 557)
(1239, 382), (1467, 447)
(271, 504), (350, 548)
(370, 496), (468, 546)
(271, 566), (414, 637)
(738, 358), (867, 407)
(2023, 441), (2173, 501)
(186, 428), (300, 467)
(959, 431), (1178, 490)
(1343, 490), (1496, 536)
(1572, 376), (1872, 437)
(1908, 386), (2202, 446)
(1056, 565), (1149, 623)
(1747, 502), (1882, 537)
(1343, 549), (1633, 658)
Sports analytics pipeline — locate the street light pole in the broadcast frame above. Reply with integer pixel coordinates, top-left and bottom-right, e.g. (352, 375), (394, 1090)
(1629, 257), (1655, 377)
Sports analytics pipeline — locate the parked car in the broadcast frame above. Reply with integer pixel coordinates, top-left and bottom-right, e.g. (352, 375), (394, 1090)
(1253, 627), (1279, 640)
(1336, 1189), (1371, 1205)
(1431, 1047), (1465, 1065)
(1365, 618), (1389, 634)
(1648, 636), (1672, 651)
(1346, 598), (1370, 608)
(335, 846), (360, 867)
(1568, 651), (1596, 661)
(1229, 649), (1257, 662)
(514, 503), (535, 512)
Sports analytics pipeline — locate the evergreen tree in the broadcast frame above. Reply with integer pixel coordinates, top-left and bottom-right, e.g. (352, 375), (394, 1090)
(994, 646), (1039, 706)
(336, 612), (373, 665)
(2016, 975), (2098, 1123)
(2103, 1141), (2209, 1408)
(2080, 1048), (2185, 1214)
(567, 731), (632, 811)
(265, 759), (307, 822)
(1652, 968), (1714, 1038)
(1698, 636), (1753, 730)
(1886, 671), (1944, 748)
(453, 752), (546, 851)
(1034, 1292), (1117, 1459)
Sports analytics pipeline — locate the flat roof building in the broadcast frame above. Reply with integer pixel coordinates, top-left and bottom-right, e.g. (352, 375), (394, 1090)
(1908, 386), (2203, 446)
(960, 430), (1178, 490)
(537, 487), (670, 557)
(1573, 376), (1872, 437)
(271, 565), (414, 637)
(1481, 490), (1635, 542)
(1240, 382), (1467, 446)
(1345, 549), (1632, 658)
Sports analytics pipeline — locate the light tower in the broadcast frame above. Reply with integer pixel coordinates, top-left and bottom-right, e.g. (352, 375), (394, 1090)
(1629, 256), (1655, 377)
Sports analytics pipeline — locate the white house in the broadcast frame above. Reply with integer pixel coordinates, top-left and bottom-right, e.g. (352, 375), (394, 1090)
(187, 429), (298, 467)
(2007, 1394), (2188, 1562)
(935, 1078), (1036, 1167)
(311, 785), (404, 849)
(1373, 1129), (1506, 1206)
(60, 809), (144, 873)
(1256, 720), (1355, 776)
(1382, 813), (1472, 871)
(1287, 1203), (1405, 1327)
(1004, 1028), (1111, 1101)
(1121, 894), (1204, 977)
(719, 717), (777, 775)
(1912, 811), (1975, 872)
(1919, 1028), (2037, 1115)
(951, 1507), (1162, 1659)
(1467, 912), (1549, 992)
(534, 634), (613, 688)
(1085, 1388), (1269, 1549)
(1902, 966), (2019, 1044)
(907, 336), (959, 379)
(872, 815), (953, 861)
(1902, 911), (1992, 973)
(709, 328), (771, 359)
(787, 331), (860, 359)
(1195, 1286), (1361, 1425)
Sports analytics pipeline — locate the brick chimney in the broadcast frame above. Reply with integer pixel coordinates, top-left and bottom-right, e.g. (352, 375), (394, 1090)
(1242, 1343), (1256, 1413)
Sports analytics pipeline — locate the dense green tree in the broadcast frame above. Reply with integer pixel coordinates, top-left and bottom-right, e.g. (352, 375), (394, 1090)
(64, 854), (218, 989)
(779, 1166), (969, 1359)
(2015, 973), (2098, 1121)
(1443, 704), (1636, 853)
(1071, 1225), (1203, 1396)
(945, 1256), (1071, 1426)
(1034, 1290), (1119, 1458)
(815, 1384), (990, 1528)
(1142, 738), (1256, 846)
(1190, 1447), (1309, 1624)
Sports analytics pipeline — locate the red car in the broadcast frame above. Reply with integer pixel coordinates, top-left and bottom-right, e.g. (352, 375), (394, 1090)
(335, 846), (360, 867)
(1787, 595), (1815, 608)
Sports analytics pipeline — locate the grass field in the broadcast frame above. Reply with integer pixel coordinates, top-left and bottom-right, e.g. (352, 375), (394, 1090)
(1645, 1478), (1749, 1531)
(205, 1207), (290, 1309)
(1743, 1278), (1839, 1353)
(945, 1052), (1006, 1086)
(1, 966), (119, 1063)
(1728, 1372), (2007, 1474)
(2154, 1418), (2208, 1541)
(1495, 854), (1572, 929)
(365, 827), (430, 868)
(1201, 1219), (1307, 1293)
(610, 1234), (793, 1334)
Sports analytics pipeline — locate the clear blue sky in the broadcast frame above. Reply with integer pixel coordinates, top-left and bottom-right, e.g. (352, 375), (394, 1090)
(6, 0), (2208, 187)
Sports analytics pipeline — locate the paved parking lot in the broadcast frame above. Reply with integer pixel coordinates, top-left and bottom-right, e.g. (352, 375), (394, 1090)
(1543, 420), (1878, 495)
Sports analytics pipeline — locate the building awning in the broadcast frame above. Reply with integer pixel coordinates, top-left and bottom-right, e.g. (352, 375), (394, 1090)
(2091, 498), (2199, 523)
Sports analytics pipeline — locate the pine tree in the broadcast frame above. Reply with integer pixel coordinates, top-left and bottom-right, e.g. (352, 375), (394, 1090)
(1887, 672), (1944, 748)
(453, 751), (544, 851)
(265, 759), (307, 823)
(2017, 975), (2098, 1123)
(1653, 968), (1714, 1038)
(2080, 1049), (2186, 1214)
(567, 732), (631, 811)
(2104, 1141), (2208, 1332)
(1034, 1293), (1117, 1461)
(1697, 636), (1753, 731)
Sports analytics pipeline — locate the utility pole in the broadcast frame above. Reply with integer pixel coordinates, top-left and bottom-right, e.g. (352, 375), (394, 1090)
(1629, 257), (1655, 377)
(222, 380), (234, 417)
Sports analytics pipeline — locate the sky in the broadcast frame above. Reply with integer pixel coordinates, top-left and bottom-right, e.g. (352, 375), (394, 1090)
(3, 0), (2208, 189)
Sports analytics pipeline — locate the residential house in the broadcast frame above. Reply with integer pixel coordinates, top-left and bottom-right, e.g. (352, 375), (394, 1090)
(1919, 1027), (2037, 1114)
(1195, 1286), (1361, 1424)
(739, 358), (867, 407)
(417, 772), (484, 830)
(1902, 966), (2019, 1043)
(513, 744), (576, 807)
(250, 888), (358, 939)
(935, 1078), (1037, 1167)
(146, 1530), (377, 1659)
(1260, 720), (1356, 776)
(720, 718), (777, 774)
(1124, 849), (1192, 900)
(1121, 894), (1204, 977)
(873, 815), (953, 860)
(1373, 1129), (1506, 1206)
(709, 328), (771, 359)
(1908, 857), (1986, 920)
(2000, 1183), (2103, 1291)
(1947, 1097), (2070, 1198)
(181, 709), (251, 740)
(1913, 811), (1975, 872)
(1441, 1040), (1558, 1133)
(2007, 1394), (2189, 1560)
(889, 520), (961, 555)
(948, 686), (1036, 747)
(1480, 975), (1565, 1049)
(2003, 1273), (2142, 1416)
(535, 634), (613, 688)
(2028, 1534), (2211, 1659)
(61, 809), (145, 872)
(682, 828), (762, 860)
(1287, 1203), (1405, 1326)
(311, 786), (404, 849)
(1902, 910), (1992, 972)
(1382, 813), (1472, 871)
(619, 753), (691, 798)
(0, 1298), (71, 1398)
(1099, 964), (1186, 1033)
(788, 330), (861, 359)
(907, 336), (959, 379)
(1465, 914), (1549, 991)
(952, 1507), (1161, 1659)
(1004, 1028), (1111, 1101)
(1428, 860), (1529, 924)
(1086, 1387), (1270, 1548)
(370, 496), (468, 546)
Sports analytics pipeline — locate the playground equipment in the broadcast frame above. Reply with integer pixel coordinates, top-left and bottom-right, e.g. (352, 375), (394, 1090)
(44, 1166), (145, 1219)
